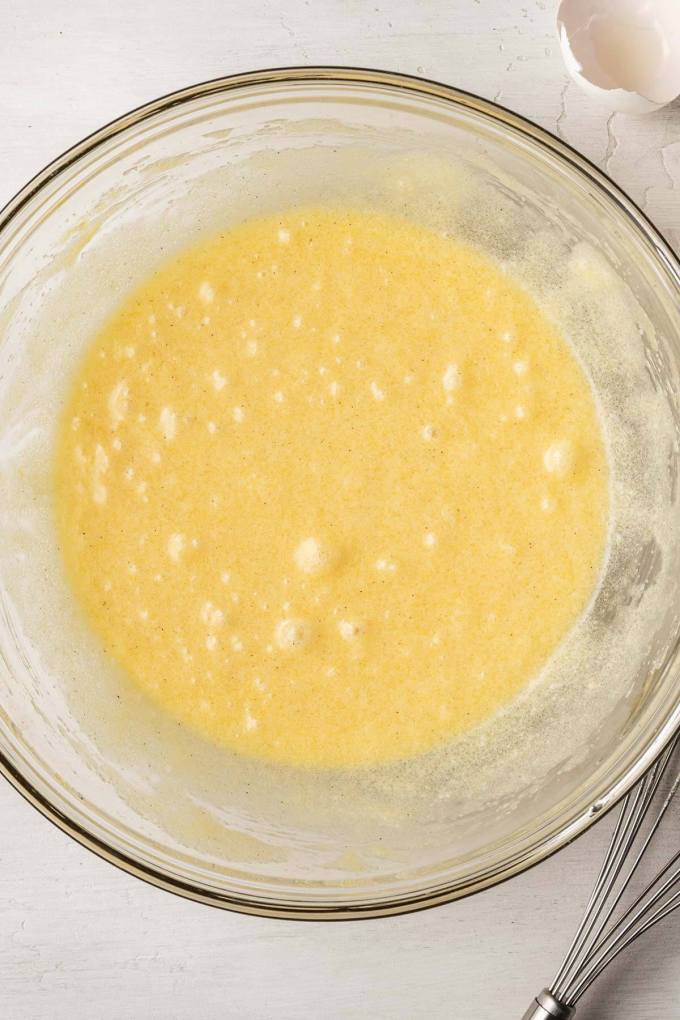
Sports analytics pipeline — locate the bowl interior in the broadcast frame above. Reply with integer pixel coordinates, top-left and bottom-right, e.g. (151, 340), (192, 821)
(1, 70), (680, 916)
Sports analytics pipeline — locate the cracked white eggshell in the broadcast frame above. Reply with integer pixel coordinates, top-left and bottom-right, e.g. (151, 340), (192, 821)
(557, 0), (680, 115)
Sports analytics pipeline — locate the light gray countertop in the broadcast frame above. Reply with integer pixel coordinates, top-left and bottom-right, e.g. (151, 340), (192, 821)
(2, 2), (679, 1017)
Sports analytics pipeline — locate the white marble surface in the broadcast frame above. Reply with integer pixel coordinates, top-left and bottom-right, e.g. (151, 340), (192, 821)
(1, 2), (679, 1017)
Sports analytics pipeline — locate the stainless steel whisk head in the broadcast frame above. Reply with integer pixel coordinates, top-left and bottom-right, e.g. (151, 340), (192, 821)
(522, 732), (680, 1019)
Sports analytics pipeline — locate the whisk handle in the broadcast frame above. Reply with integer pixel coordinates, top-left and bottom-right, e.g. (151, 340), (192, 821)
(521, 989), (575, 1019)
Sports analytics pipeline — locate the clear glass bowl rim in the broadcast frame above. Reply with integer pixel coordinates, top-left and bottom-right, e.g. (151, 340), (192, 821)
(2, 65), (680, 920)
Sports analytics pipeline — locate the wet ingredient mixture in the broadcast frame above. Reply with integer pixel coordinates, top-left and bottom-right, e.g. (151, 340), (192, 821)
(54, 208), (609, 768)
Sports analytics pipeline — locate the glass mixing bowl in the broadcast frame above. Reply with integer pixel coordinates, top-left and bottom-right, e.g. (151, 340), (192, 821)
(1, 68), (680, 919)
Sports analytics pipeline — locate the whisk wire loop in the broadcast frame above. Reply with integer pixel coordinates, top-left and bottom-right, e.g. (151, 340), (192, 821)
(522, 733), (680, 1017)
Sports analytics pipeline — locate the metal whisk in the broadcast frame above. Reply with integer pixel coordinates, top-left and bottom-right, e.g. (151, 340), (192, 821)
(522, 731), (680, 1019)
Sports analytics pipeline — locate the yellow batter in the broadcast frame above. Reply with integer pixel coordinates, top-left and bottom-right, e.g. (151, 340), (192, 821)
(54, 208), (608, 769)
